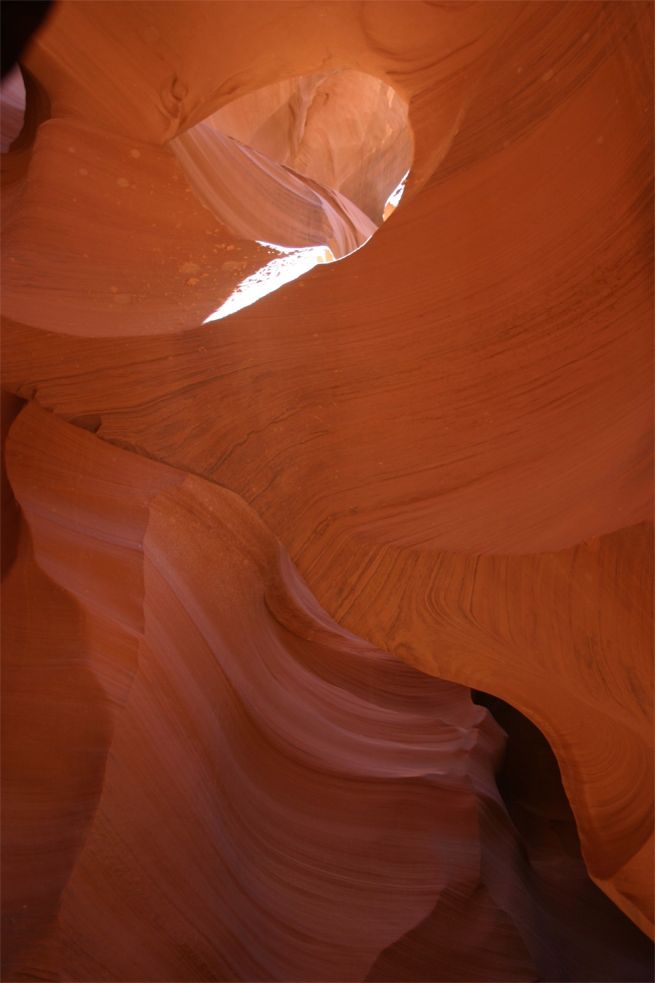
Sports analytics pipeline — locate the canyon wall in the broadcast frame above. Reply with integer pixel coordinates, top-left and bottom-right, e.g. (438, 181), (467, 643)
(2, 2), (653, 980)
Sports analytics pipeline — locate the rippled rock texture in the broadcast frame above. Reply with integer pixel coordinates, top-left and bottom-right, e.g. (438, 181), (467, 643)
(1, 2), (653, 981)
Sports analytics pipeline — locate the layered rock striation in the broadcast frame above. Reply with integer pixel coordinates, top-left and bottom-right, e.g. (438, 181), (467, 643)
(1, 1), (653, 980)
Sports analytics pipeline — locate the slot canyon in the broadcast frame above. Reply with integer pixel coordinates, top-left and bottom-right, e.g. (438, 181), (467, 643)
(1, 2), (653, 981)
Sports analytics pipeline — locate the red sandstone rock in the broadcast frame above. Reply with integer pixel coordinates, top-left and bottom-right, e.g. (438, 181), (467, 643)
(1, 1), (653, 978)
(3, 405), (652, 981)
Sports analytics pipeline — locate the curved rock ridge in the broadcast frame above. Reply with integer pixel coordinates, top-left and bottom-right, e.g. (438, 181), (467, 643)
(292, 515), (655, 919)
(3, 403), (504, 982)
(3, 403), (651, 982)
(205, 70), (413, 225)
(3, 3), (650, 534)
(0, 0), (653, 965)
(171, 70), (411, 259)
(0, 114), (285, 336)
(171, 124), (379, 258)
(1, 0), (517, 337)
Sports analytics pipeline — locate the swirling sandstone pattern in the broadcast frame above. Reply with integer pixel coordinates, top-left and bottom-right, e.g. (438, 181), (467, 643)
(170, 70), (409, 256)
(3, 405), (652, 982)
(1, 0), (653, 979)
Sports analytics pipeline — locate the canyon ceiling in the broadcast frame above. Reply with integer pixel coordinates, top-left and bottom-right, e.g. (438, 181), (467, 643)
(1, 2), (653, 981)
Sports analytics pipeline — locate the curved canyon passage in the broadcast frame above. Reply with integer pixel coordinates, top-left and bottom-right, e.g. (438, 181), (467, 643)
(1, 3), (653, 982)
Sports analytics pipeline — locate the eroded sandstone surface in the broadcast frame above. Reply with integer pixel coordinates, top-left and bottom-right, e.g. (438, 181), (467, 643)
(2, 2), (653, 980)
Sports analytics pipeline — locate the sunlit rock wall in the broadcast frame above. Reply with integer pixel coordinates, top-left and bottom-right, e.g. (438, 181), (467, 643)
(2, 2), (653, 981)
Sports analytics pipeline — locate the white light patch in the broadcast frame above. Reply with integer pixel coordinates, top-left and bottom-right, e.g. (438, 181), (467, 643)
(203, 243), (334, 323)
(383, 170), (409, 221)
(203, 171), (410, 325)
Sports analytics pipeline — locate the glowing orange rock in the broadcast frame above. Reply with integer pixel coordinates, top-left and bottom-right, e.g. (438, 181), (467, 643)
(1, 1), (653, 976)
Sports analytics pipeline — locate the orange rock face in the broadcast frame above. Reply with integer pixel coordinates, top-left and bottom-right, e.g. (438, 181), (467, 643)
(1, 1), (653, 980)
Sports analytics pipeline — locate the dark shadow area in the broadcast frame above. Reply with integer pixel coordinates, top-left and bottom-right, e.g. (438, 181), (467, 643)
(1, 0), (54, 79)
(366, 691), (653, 982)
(473, 691), (654, 982)
(1, 391), (24, 578)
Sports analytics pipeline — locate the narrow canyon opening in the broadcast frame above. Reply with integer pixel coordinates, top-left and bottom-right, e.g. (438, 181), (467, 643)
(468, 692), (654, 983)
(170, 70), (412, 320)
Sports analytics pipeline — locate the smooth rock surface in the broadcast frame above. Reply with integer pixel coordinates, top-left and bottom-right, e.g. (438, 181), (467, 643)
(1, 1), (653, 978)
(3, 404), (652, 982)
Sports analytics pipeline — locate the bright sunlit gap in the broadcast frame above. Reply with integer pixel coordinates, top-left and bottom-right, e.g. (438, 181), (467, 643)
(202, 170), (409, 324)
